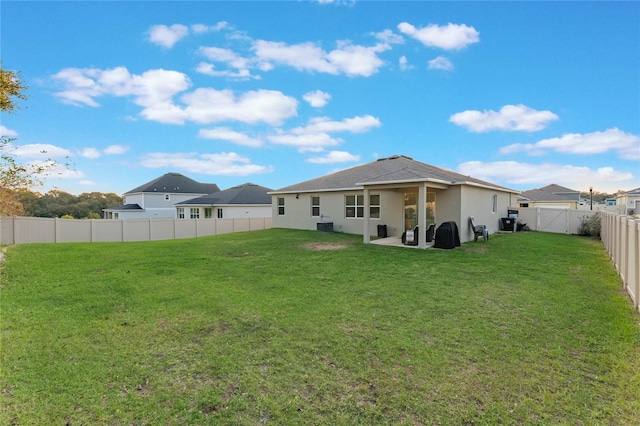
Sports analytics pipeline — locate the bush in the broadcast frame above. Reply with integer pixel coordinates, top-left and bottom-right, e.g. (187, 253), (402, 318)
(577, 213), (601, 238)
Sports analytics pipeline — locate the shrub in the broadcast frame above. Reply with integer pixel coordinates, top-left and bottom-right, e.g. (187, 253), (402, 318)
(577, 213), (601, 238)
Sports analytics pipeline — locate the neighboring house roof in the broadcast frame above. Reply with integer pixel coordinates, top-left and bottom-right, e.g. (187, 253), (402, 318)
(103, 203), (143, 211)
(124, 172), (220, 195)
(176, 183), (273, 206)
(272, 155), (517, 193)
(619, 187), (640, 196)
(519, 184), (580, 202)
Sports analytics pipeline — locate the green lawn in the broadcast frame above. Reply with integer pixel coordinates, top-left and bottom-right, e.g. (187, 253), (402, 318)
(1, 229), (639, 425)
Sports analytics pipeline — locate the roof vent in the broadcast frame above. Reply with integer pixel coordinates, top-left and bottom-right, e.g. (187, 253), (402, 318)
(377, 154), (412, 161)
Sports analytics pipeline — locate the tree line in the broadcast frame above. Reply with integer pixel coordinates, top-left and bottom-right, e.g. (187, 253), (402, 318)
(7, 189), (123, 219)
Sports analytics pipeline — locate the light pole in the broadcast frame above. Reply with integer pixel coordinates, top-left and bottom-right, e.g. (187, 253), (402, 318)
(589, 186), (593, 211)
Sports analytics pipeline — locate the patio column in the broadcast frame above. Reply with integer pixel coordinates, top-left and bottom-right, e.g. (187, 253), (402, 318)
(418, 184), (427, 249)
(363, 187), (370, 243)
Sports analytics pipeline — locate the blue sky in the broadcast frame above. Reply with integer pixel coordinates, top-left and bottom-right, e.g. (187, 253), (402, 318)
(2, 1), (639, 196)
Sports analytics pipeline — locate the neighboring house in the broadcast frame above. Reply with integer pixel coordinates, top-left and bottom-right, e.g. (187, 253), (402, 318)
(174, 183), (273, 219)
(103, 173), (220, 219)
(269, 155), (519, 247)
(616, 187), (640, 215)
(518, 184), (580, 209)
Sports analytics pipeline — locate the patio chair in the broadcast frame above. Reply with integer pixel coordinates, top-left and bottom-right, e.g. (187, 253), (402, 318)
(426, 223), (435, 242)
(469, 216), (488, 242)
(405, 225), (419, 246)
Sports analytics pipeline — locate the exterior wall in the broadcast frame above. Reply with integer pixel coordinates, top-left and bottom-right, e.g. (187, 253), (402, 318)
(272, 191), (401, 236)
(272, 191), (368, 235)
(459, 186), (514, 242)
(436, 186), (462, 229)
(179, 205), (271, 220)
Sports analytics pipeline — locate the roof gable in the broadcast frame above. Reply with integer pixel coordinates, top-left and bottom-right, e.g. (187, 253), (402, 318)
(273, 155), (515, 193)
(124, 173), (220, 195)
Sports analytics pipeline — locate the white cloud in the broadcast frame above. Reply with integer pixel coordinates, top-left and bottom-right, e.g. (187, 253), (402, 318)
(303, 90), (331, 108)
(301, 115), (382, 134)
(373, 29), (404, 45)
(198, 127), (263, 147)
(449, 104), (559, 132)
(52, 67), (192, 126)
(80, 148), (101, 159)
(1, 125), (18, 137)
(252, 39), (389, 77)
(268, 131), (343, 153)
(148, 24), (189, 48)
(79, 180), (95, 186)
(191, 22), (228, 34)
(140, 152), (273, 176)
(399, 56), (413, 71)
(500, 128), (640, 160)
(104, 144), (129, 155)
(52, 66), (297, 126)
(196, 62), (257, 80)
(182, 88), (298, 125)
(307, 150), (360, 164)
(398, 22), (480, 50)
(457, 160), (635, 192)
(268, 115), (381, 152)
(428, 56), (454, 71)
(6, 143), (72, 159)
(197, 47), (257, 79)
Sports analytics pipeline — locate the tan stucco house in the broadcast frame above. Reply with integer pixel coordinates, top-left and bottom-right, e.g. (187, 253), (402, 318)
(269, 155), (519, 248)
(616, 187), (640, 215)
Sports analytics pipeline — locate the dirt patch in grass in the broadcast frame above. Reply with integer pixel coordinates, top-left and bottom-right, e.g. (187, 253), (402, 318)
(306, 242), (347, 251)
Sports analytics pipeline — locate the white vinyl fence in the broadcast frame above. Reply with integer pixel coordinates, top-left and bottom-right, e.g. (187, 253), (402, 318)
(600, 212), (640, 311)
(513, 207), (597, 234)
(0, 216), (272, 245)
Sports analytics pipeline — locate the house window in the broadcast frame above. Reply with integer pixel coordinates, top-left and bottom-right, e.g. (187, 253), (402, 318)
(278, 197), (285, 215)
(492, 194), (498, 213)
(370, 194), (380, 219)
(217, 208), (223, 219)
(165, 194), (170, 201)
(345, 194), (364, 218)
(204, 208), (212, 219)
(311, 196), (320, 217)
(114, 212), (119, 220)
(521, 203), (529, 208)
(178, 208), (185, 219)
(190, 208), (200, 219)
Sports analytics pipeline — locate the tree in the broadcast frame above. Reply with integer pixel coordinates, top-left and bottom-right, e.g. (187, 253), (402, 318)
(1, 66), (63, 216)
(0, 67), (27, 113)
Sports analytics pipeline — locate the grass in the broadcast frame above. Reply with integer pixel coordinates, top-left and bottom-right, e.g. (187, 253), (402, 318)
(1, 229), (639, 425)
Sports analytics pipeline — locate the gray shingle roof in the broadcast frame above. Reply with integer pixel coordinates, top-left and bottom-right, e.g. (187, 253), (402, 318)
(520, 184), (580, 202)
(621, 187), (640, 196)
(273, 155), (516, 193)
(177, 183), (273, 205)
(104, 203), (143, 211)
(124, 173), (220, 195)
